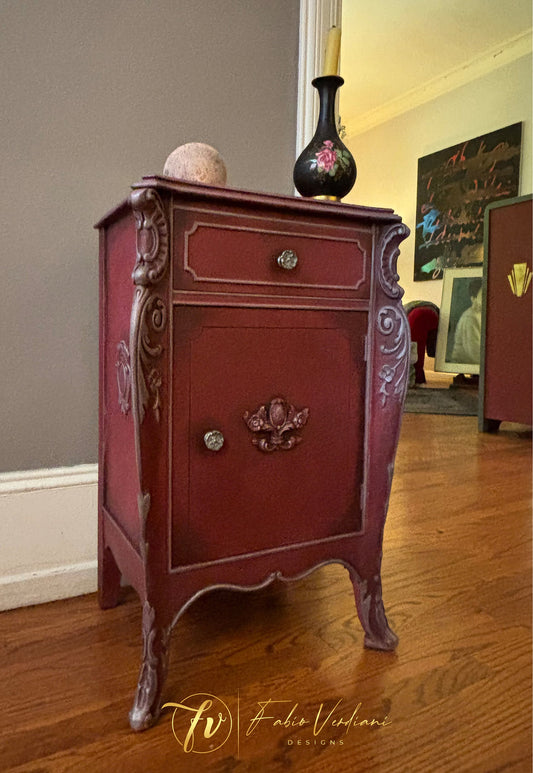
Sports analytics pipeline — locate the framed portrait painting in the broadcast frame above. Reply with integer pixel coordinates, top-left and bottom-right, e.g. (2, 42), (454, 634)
(435, 267), (484, 375)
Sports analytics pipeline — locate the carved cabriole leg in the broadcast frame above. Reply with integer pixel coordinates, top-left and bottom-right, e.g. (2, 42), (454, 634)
(349, 566), (399, 651)
(127, 188), (171, 731)
(353, 221), (410, 652)
(129, 601), (172, 731)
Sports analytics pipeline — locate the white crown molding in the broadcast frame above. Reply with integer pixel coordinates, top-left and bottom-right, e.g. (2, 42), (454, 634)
(296, 0), (342, 156)
(344, 29), (533, 138)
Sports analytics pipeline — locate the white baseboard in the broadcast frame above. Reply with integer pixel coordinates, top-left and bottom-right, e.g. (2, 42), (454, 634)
(0, 561), (97, 611)
(0, 464), (98, 611)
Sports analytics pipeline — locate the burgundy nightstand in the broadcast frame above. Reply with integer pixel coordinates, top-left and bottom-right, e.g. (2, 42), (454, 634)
(96, 178), (410, 730)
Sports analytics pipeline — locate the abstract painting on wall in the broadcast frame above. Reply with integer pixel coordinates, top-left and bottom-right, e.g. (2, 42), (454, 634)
(414, 122), (522, 281)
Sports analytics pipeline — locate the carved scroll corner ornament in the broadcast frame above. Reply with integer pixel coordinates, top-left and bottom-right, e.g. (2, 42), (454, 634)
(243, 396), (310, 452)
(131, 291), (167, 425)
(376, 305), (409, 408)
(377, 222), (410, 299)
(115, 340), (131, 415)
(130, 188), (169, 287)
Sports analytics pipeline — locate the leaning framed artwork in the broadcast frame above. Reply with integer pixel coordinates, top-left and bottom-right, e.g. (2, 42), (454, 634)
(414, 123), (522, 281)
(435, 267), (484, 375)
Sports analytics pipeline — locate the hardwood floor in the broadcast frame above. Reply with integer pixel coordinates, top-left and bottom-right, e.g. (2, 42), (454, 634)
(0, 414), (531, 772)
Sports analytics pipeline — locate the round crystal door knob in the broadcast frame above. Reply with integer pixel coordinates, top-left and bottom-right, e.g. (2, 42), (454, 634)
(203, 430), (224, 451)
(276, 249), (298, 270)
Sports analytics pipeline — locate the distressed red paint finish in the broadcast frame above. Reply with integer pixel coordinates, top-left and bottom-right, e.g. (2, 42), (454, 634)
(96, 178), (409, 731)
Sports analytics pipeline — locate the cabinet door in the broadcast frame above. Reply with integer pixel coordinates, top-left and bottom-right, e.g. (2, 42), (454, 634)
(483, 198), (532, 424)
(171, 306), (366, 568)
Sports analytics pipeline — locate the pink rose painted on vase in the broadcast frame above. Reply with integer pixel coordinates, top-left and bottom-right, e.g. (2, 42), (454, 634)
(315, 140), (338, 173)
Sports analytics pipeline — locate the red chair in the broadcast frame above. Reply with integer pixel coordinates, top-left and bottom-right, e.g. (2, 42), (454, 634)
(404, 301), (440, 384)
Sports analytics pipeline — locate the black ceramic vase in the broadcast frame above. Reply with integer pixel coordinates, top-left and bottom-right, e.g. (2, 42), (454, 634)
(293, 75), (356, 201)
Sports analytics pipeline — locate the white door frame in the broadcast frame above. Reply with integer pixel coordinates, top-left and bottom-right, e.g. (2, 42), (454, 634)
(296, 0), (342, 156)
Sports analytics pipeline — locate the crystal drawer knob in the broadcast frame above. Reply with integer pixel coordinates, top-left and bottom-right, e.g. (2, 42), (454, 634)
(276, 249), (298, 270)
(203, 430), (224, 451)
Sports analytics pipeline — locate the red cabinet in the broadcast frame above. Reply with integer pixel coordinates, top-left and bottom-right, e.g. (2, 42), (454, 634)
(480, 195), (532, 430)
(97, 178), (410, 730)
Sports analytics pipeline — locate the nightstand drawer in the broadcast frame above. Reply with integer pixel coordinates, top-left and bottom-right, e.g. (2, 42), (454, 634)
(172, 205), (370, 297)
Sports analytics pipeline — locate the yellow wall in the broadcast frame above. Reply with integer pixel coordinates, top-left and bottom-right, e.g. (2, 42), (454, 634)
(343, 54), (532, 305)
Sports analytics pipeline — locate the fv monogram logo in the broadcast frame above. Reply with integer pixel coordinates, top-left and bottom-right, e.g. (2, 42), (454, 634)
(162, 693), (233, 754)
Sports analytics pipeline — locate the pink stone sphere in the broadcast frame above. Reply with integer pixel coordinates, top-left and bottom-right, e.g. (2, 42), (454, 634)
(163, 142), (227, 186)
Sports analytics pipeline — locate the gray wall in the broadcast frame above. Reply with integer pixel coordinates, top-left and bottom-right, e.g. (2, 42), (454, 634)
(1, 0), (300, 473)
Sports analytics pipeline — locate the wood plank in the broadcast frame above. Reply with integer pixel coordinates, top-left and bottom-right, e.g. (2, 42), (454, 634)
(0, 414), (530, 772)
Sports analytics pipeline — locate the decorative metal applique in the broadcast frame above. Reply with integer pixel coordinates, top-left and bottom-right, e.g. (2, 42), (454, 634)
(243, 397), (309, 452)
(127, 188), (169, 555)
(508, 262), (532, 297)
(130, 188), (169, 286)
(131, 291), (167, 424)
(129, 189), (169, 425)
(377, 306), (409, 407)
(377, 222), (411, 300)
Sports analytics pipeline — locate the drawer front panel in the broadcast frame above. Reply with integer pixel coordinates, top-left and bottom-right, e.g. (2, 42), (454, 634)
(171, 306), (366, 569)
(172, 206), (370, 297)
